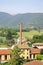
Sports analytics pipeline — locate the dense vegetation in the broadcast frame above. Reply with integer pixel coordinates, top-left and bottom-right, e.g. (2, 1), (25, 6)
(0, 28), (43, 47)
(27, 34), (43, 47)
(36, 54), (43, 60)
(31, 35), (43, 43)
(0, 28), (18, 47)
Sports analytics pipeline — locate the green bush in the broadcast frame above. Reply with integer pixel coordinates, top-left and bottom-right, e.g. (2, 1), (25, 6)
(36, 54), (43, 60)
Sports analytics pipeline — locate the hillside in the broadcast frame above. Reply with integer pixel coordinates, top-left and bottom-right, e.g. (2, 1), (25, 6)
(0, 12), (43, 28)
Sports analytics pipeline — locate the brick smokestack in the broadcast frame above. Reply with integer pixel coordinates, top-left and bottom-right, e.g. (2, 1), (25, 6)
(20, 23), (22, 44)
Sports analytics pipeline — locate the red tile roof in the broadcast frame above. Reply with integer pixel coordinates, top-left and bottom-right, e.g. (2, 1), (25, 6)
(0, 49), (11, 55)
(30, 48), (40, 54)
(24, 60), (43, 65)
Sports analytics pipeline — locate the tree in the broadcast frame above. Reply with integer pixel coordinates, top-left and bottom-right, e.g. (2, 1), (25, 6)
(10, 46), (24, 65)
(6, 30), (13, 40)
(31, 35), (43, 44)
(0, 38), (3, 43)
(6, 30), (15, 46)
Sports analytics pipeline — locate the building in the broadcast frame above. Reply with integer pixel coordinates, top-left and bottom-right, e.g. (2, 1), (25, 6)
(0, 44), (41, 63)
(24, 60), (43, 65)
(0, 48), (11, 63)
(30, 48), (40, 59)
(11, 43), (41, 60)
(16, 43), (30, 59)
(32, 43), (43, 49)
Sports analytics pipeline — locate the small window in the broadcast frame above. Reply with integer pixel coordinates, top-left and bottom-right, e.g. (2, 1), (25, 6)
(5, 55), (7, 60)
(30, 50), (31, 53)
(30, 54), (31, 58)
(10, 55), (11, 58)
(27, 56), (28, 59)
(0, 55), (1, 60)
(33, 54), (35, 58)
(27, 49), (28, 51)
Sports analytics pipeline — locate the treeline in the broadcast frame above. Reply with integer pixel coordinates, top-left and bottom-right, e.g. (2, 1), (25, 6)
(0, 27), (42, 32)
(31, 35), (43, 43)
(28, 34), (43, 47)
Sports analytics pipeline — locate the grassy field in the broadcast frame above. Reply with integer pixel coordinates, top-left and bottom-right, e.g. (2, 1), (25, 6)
(18, 30), (43, 39)
(0, 44), (9, 48)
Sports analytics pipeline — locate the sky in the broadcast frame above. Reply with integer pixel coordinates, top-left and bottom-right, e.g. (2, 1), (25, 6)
(0, 0), (43, 15)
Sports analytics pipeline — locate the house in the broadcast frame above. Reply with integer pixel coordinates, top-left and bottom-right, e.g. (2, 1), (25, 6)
(24, 60), (43, 65)
(32, 43), (43, 49)
(11, 43), (41, 60)
(17, 41), (41, 60)
(0, 48), (11, 63)
(30, 48), (40, 59)
(0, 44), (41, 63)
(17, 43), (30, 59)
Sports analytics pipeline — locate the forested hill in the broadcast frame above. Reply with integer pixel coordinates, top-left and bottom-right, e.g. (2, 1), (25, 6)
(0, 12), (43, 28)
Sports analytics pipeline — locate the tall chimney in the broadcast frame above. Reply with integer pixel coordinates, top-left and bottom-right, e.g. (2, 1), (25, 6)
(20, 23), (22, 44)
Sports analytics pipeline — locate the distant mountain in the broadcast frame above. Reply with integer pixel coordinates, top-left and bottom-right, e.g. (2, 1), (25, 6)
(0, 12), (43, 28)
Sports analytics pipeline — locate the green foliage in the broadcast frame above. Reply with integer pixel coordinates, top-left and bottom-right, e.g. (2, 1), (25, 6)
(27, 34), (43, 46)
(0, 38), (3, 43)
(1, 62), (11, 65)
(0, 28), (18, 46)
(10, 46), (24, 65)
(6, 31), (14, 46)
(31, 35), (43, 44)
(36, 54), (43, 60)
(6, 30), (13, 40)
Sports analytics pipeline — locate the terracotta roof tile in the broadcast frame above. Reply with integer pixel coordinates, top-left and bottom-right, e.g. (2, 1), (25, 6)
(0, 49), (11, 55)
(24, 60), (43, 65)
(30, 48), (40, 54)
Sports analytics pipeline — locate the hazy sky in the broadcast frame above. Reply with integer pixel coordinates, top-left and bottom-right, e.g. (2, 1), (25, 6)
(0, 0), (43, 15)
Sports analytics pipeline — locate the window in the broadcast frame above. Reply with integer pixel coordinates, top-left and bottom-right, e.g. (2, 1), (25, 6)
(30, 50), (31, 53)
(5, 55), (7, 60)
(27, 56), (28, 59)
(33, 54), (35, 59)
(10, 55), (11, 58)
(30, 54), (31, 58)
(0, 55), (1, 60)
(27, 49), (28, 51)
